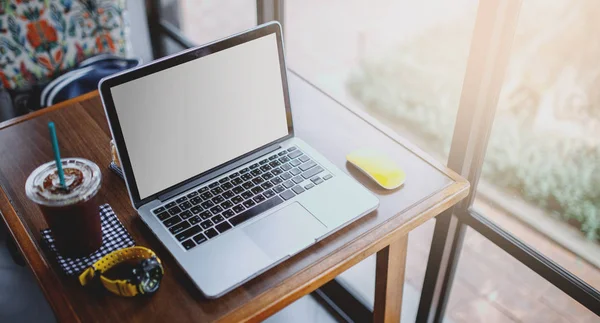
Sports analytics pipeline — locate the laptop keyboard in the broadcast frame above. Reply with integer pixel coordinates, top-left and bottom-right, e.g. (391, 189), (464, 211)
(151, 146), (334, 251)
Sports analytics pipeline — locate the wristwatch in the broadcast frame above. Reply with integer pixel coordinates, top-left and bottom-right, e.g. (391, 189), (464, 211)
(79, 246), (164, 297)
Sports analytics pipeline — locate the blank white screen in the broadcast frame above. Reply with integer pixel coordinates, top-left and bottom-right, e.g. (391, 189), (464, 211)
(111, 34), (289, 199)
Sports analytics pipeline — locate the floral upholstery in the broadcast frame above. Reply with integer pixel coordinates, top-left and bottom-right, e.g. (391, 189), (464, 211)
(0, 0), (128, 90)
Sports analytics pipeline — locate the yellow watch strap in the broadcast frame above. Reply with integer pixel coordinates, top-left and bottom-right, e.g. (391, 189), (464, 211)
(79, 246), (160, 297)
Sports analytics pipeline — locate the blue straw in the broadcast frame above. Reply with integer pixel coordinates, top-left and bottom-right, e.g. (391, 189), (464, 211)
(48, 122), (66, 189)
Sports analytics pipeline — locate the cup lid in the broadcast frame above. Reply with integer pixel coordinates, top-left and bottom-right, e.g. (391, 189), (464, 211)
(25, 158), (101, 207)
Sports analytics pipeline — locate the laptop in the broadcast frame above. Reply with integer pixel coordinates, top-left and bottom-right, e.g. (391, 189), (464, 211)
(99, 22), (379, 298)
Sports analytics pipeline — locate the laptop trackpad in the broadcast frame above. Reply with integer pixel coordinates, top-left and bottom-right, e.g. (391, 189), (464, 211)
(243, 202), (327, 260)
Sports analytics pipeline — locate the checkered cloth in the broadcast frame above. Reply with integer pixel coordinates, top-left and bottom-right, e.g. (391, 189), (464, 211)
(41, 204), (135, 276)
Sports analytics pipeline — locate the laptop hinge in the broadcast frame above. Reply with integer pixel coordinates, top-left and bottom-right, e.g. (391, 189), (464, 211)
(157, 144), (281, 202)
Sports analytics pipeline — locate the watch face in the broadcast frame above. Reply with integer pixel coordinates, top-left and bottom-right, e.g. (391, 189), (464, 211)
(133, 257), (163, 295)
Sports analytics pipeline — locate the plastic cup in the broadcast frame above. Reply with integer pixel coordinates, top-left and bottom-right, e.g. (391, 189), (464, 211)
(26, 158), (102, 257)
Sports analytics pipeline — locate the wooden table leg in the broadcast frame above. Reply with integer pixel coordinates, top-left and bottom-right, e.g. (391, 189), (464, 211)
(373, 234), (409, 323)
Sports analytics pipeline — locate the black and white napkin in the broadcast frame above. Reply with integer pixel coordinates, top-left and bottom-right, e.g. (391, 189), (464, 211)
(41, 204), (135, 276)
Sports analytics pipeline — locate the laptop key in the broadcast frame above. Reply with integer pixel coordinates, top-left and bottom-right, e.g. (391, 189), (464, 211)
(292, 185), (305, 195)
(200, 192), (213, 200)
(241, 191), (254, 199)
(292, 176), (304, 184)
(200, 220), (212, 230)
(278, 151), (287, 156)
(190, 197), (202, 205)
(302, 166), (324, 179)
(210, 206), (223, 215)
(243, 199), (256, 208)
(222, 209), (235, 218)
(169, 220), (190, 234)
(189, 216), (201, 224)
(164, 215), (182, 227)
(182, 239), (196, 250)
(287, 146), (297, 152)
(252, 177), (264, 185)
(312, 177), (324, 185)
(165, 201), (177, 209)
(271, 168), (283, 176)
(231, 177), (244, 185)
(288, 150), (302, 159)
(193, 233), (207, 245)
(153, 207), (165, 214)
(251, 169), (262, 176)
(201, 200), (214, 209)
(253, 194), (266, 203)
(211, 214), (225, 224)
(241, 173), (253, 181)
(273, 185), (285, 193)
(290, 159), (301, 167)
(198, 187), (208, 193)
(290, 168), (301, 176)
(219, 178), (229, 184)
(279, 156), (290, 163)
(269, 155), (278, 161)
(299, 155), (310, 163)
(180, 201), (192, 210)
(187, 191), (198, 198)
(190, 206), (203, 214)
(209, 182), (219, 189)
(222, 182), (233, 190)
(271, 177), (283, 185)
(281, 163), (292, 171)
(269, 160), (280, 168)
(305, 183), (315, 190)
(230, 196), (284, 226)
(280, 172), (292, 180)
(199, 211), (212, 220)
(205, 228), (218, 239)
(280, 190), (295, 200)
(156, 211), (170, 221)
(323, 174), (333, 180)
(180, 210), (192, 219)
(251, 162), (261, 168)
(175, 225), (201, 241)
(262, 172), (274, 180)
(229, 172), (240, 178)
(221, 200), (233, 209)
(216, 222), (232, 233)
(168, 206), (182, 215)
(210, 187), (223, 195)
(260, 165), (271, 172)
(242, 181), (254, 190)
(211, 195), (224, 204)
(259, 159), (268, 165)
(261, 181), (273, 189)
(299, 160), (316, 171)
(263, 188), (275, 198)
(222, 190), (234, 199)
(251, 186), (263, 195)
(231, 195), (244, 204)
(232, 186), (244, 194)
(239, 167), (249, 174)
(232, 204), (245, 213)
(283, 180), (294, 189)
(176, 196), (187, 203)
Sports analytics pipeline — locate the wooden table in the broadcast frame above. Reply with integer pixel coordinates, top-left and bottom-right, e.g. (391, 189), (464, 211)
(0, 72), (468, 323)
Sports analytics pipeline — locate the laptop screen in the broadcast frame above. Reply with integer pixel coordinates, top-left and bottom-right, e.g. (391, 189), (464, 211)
(110, 33), (289, 200)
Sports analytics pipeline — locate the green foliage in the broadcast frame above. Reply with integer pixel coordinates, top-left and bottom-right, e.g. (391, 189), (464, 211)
(348, 49), (600, 241)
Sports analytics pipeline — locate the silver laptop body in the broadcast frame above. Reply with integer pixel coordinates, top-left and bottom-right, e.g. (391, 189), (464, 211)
(99, 22), (379, 298)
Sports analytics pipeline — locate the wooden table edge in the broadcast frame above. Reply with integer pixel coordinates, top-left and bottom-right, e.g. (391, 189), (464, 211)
(219, 181), (469, 323)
